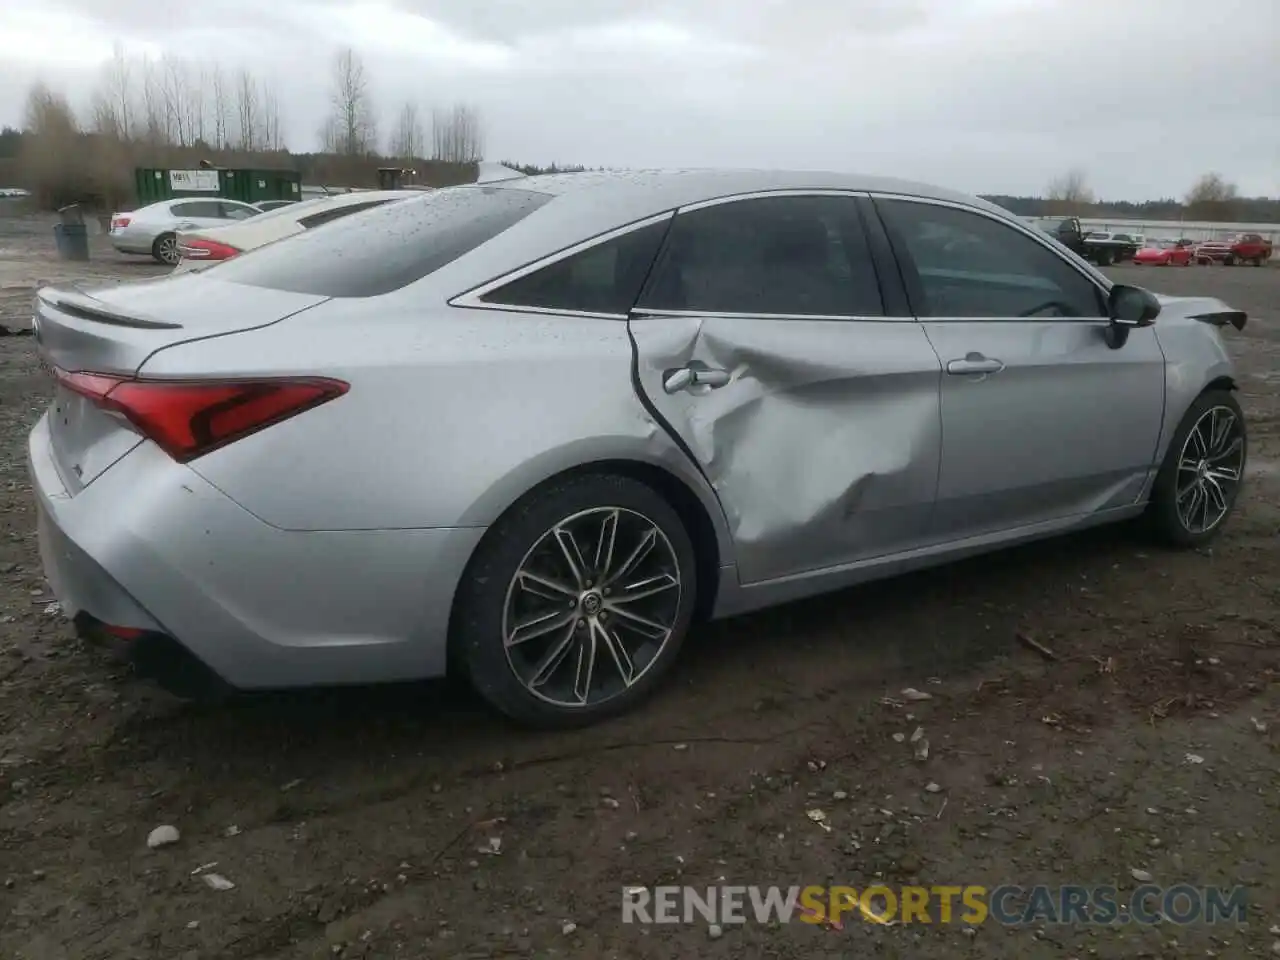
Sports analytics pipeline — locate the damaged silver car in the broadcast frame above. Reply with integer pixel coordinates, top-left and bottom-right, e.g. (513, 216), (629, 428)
(30, 169), (1248, 727)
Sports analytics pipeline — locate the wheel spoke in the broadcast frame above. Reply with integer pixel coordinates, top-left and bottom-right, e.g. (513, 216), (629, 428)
(507, 608), (576, 648)
(1207, 465), (1240, 483)
(528, 621), (580, 689)
(572, 629), (597, 703)
(593, 510), (619, 581)
(1177, 458), (1200, 474)
(553, 526), (590, 588)
(1179, 483), (1204, 531)
(594, 620), (636, 687)
(605, 528), (657, 587)
(1208, 437), (1243, 464)
(1185, 426), (1208, 459)
(516, 571), (578, 602)
(606, 603), (671, 641)
(1203, 476), (1229, 515)
(1209, 411), (1235, 453)
(614, 573), (679, 604)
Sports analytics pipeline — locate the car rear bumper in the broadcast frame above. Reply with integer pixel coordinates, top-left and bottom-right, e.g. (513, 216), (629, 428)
(30, 412), (485, 694)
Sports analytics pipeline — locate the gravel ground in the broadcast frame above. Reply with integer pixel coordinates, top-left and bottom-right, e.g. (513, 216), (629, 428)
(1, 213), (1278, 960)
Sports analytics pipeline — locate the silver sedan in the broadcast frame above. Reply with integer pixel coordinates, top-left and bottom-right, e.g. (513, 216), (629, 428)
(108, 197), (262, 265)
(31, 169), (1249, 726)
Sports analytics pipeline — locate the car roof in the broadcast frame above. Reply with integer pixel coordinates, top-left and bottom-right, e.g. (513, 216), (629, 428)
(491, 167), (1010, 222)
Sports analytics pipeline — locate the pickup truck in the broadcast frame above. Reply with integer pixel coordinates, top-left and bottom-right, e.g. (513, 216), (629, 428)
(1194, 233), (1273, 266)
(1029, 217), (1139, 266)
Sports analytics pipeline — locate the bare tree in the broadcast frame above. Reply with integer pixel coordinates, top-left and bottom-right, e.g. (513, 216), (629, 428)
(327, 47), (375, 156)
(1185, 172), (1239, 221)
(185, 66), (207, 146)
(431, 104), (484, 163)
(1045, 168), (1095, 214)
(103, 42), (134, 141)
(261, 80), (283, 151)
(235, 69), (260, 152)
(389, 102), (423, 162)
(159, 55), (190, 145)
(210, 64), (230, 150)
(138, 56), (164, 145)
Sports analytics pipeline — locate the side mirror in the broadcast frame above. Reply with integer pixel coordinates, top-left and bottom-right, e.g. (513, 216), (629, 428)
(1104, 284), (1160, 349)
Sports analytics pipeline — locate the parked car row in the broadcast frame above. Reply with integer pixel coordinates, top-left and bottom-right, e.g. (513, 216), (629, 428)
(1030, 217), (1273, 268)
(36, 169), (1252, 728)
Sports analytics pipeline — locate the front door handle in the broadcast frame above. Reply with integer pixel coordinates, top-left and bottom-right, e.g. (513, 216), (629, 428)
(663, 366), (731, 394)
(946, 353), (1005, 376)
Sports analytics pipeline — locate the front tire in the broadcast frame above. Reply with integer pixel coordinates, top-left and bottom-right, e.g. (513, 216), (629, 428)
(1146, 390), (1246, 547)
(453, 473), (697, 728)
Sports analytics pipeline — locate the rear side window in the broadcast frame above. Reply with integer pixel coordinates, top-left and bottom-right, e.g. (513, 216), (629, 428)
(298, 198), (397, 230)
(172, 201), (221, 218)
(207, 187), (552, 297)
(480, 219), (670, 315)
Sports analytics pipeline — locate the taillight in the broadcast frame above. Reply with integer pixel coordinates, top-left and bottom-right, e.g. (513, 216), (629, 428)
(177, 238), (241, 261)
(54, 368), (348, 462)
(111, 215), (131, 230)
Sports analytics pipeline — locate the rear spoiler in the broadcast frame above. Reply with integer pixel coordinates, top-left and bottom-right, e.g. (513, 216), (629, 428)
(36, 287), (181, 330)
(1190, 310), (1247, 331)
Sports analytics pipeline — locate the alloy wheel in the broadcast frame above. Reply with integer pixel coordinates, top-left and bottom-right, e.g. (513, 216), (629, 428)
(158, 236), (179, 265)
(1176, 405), (1245, 535)
(502, 506), (682, 708)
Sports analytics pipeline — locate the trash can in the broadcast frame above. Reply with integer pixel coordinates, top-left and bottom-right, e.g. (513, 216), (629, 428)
(53, 223), (90, 261)
(54, 203), (90, 261)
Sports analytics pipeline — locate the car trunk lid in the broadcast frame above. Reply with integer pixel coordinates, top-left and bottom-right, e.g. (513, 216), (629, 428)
(34, 274), (330, 492)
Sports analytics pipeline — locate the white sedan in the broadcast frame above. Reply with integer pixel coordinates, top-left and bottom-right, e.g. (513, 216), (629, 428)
(109, 197), (263, 265)
(173, 190), (426, 271)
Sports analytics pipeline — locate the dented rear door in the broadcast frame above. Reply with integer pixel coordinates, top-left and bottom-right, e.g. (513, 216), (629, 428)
(628, 193), (943, 585)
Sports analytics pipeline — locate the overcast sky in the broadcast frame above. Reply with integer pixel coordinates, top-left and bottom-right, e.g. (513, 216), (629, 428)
(1, 0), (1276, 200)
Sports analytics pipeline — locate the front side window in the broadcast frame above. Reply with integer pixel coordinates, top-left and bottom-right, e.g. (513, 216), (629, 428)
(877, 199), (1106, 319)
(637, 195), (884, 317)
(480, 219), (670, 315)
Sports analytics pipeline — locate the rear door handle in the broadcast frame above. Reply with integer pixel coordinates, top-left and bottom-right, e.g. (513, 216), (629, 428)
(663, 366), (731, 394)
(946, 354), (1005, 376)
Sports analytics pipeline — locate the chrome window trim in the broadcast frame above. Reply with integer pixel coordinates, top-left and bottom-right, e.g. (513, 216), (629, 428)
(449, 211), (677, 319)
(633, 308), (895, 323)
(867, 191), (1114, 322)
(676, 188), (871, 213)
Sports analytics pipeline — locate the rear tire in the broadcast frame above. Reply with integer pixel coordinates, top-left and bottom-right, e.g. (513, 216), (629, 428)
(453, 473), (697, 728)
(1146, 390), (1246, 548)
(152, 233), (179, 266)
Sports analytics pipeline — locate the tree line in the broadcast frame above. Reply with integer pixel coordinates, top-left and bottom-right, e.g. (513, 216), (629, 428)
(1, 45), (496, 209)
(989, 167), (1280, 223)
(2, 61), (1274, 222)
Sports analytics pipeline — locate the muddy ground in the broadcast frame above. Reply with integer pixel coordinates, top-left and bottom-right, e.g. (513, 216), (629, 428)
(0, 211), (1277, 960)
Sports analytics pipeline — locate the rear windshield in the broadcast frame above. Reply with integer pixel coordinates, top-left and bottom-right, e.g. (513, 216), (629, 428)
(207, 186), (551, 297)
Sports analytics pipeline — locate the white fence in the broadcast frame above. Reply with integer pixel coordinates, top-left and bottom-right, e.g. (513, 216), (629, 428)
(1047, 217), (1280, 244)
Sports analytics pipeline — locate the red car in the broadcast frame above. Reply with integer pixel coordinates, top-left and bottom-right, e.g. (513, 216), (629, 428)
(1196, 233), (1274, 266)
(1132, 238), (1195, 266)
